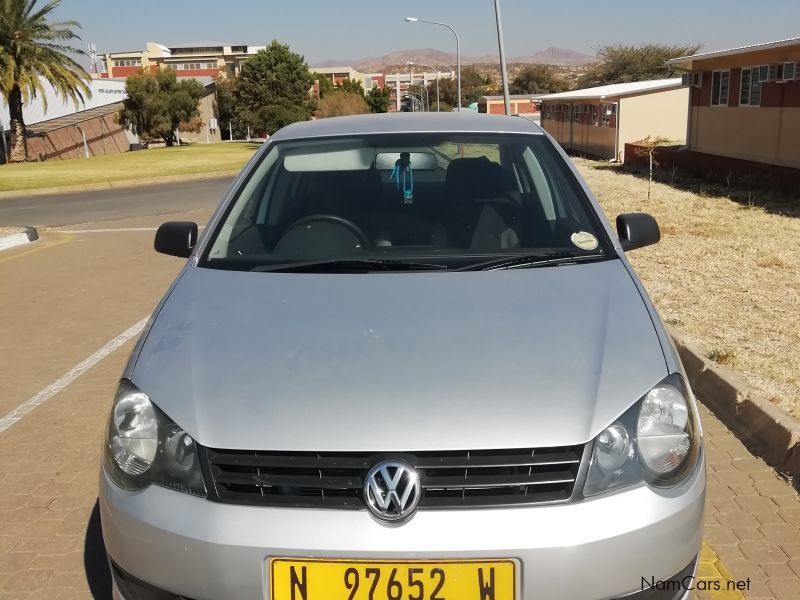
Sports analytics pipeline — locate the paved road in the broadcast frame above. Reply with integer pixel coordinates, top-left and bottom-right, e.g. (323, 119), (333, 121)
(0, 207), (799, 598)
(0, 177), (234, 228)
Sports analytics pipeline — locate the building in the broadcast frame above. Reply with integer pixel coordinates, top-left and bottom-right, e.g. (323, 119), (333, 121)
(478, 95), (544, 115)
(310, 68), (456, 111)
(539, 79), (689, 162)
(381, 72), (456, 111)
(97, 41), (265, 79)
(309, 66), (382, 90)
(173, 77), (221, 145)
(0, 78), (133, 162)
(0, 76), (220, 162)
(667, 37), (800, 169)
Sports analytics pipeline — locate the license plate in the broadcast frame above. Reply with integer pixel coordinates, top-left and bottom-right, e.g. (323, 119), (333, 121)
(269, 558), (516, 600)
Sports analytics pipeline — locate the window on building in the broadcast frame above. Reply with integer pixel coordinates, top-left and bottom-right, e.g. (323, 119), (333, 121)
(777, 62), (796, 81)
(572, 104), (581, 123)
(113, 59), (141, 68)
(590, 104), (598, 126)
(740, 67), (762, 106)
(173, 62), (216, 71)
(601, 104), (616, 127)
(711, 70), (729, 106)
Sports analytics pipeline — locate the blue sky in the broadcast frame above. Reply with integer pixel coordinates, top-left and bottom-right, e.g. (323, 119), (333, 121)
(57, 0), (800, 65)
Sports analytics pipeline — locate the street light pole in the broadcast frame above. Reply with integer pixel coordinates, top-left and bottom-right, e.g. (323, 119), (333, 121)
(408, 66), (414, 110)
(493, 0), (512, 115)
(406, 91), (422, 112)
(409, 83), (430, 112)
(435, 70), (440, 111)
(408, 61), (440, 112)
(406, 17), (461, 111)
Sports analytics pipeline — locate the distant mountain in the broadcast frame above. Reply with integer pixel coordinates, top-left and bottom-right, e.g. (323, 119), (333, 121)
(511, 47), (598, 67)
(314, 58), (368, 68)
(356, 49), (459, 72)
(312, 47), (596, 71)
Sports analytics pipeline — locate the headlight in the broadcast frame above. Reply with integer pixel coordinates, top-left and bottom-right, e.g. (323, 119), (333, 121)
(104, 380), (206, 497)
(584, 374), (701, 496)
(109, 380), (157, 477)
(638, 383), (692, 478)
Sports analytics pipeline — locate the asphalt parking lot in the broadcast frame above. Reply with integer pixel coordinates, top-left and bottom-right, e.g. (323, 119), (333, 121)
(1, 191), (799, 599)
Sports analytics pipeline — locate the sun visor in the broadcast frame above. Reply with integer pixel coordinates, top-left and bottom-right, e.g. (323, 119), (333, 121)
(283, 146), (373, 172)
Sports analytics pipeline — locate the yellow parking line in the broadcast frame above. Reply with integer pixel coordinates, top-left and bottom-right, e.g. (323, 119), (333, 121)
(0, 235), (74, 264)
(697, 542), (747, 599)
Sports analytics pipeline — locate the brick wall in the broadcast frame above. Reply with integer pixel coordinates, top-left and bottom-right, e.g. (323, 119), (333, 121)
(624, 142), (800, 192)
(26, 112), (130, 161)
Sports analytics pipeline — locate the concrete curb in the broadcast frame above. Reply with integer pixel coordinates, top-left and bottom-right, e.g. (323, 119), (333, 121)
(0, 227), (39, 252)
(0, 170), (241, 200)
(670, 326), (800, 479)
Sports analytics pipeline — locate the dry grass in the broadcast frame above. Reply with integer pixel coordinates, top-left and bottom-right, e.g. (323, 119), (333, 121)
(575, 158), (800, 420)
(0, 226), (25, 236)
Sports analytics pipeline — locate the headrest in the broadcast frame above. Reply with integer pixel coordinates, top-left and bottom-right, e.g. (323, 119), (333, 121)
(446, 157), (503, 202)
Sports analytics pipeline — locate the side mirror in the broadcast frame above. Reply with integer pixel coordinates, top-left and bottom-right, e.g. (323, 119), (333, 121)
(616, 213), (660, 252)
(155, 221), (198, 258)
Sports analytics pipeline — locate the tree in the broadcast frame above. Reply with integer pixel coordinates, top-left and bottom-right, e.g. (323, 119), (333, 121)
(336, 78), (364, 96)
(365, 86), (390, 113)
(213, 73), (244, 140)
(430, 67), (487, 108)
(577, 43), (702, 88)
(430, 101), (453, 112)
(317, 91), (368, 118)
(635, 135), (673, 201)
(316, 75), (335, 98)
(0, 0), (91, 162)
(511, 65), (568, 94)
(233, 41), (314, 135)
(119, 69), (205, 146)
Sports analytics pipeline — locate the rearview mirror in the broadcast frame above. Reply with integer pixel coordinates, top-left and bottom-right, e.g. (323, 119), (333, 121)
(616, 213), (660, 251)
(374, 152), (439, 171)
(155, 221), (198, 258)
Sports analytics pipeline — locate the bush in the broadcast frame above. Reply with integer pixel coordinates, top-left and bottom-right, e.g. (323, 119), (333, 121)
(317, 91), (368, 118)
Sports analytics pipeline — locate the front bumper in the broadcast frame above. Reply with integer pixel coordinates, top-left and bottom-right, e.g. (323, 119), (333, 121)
(100, 460), (704, 600)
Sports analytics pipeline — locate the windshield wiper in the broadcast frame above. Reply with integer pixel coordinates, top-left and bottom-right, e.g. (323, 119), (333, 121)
(252, 258), (448, 273)
(457, 251), (606, 272)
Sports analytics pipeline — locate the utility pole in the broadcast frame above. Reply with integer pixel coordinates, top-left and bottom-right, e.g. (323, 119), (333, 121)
(493, 0), (512, 115)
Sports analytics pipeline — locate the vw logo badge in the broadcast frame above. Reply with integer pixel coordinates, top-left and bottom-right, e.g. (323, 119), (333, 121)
(364, 461), (421, 522)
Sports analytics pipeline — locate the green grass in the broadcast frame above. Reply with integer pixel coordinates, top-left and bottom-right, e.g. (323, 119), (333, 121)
(0, 142), (261, 193)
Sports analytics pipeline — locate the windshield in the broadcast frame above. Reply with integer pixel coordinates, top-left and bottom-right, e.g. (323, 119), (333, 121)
(201, 133), (612, 271)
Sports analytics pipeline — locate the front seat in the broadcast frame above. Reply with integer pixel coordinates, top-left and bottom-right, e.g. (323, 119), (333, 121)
(445, 157), (520, 249)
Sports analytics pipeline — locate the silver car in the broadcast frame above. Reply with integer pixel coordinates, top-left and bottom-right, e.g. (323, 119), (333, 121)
(100, 113), (705, 600)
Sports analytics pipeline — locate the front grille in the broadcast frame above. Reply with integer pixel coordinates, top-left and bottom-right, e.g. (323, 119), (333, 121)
(201, 445), (585, 509)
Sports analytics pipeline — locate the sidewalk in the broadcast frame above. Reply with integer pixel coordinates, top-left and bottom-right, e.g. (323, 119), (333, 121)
(697, 401), (800, 599)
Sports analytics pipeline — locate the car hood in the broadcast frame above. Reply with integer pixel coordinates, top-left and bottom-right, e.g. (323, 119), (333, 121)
(132, 260), (667, 451)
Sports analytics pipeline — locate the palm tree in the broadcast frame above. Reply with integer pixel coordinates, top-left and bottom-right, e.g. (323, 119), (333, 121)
(0, 0), (90, 162)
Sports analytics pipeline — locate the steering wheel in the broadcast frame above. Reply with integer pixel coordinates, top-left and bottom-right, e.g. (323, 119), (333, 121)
(278, 214), (371, 251)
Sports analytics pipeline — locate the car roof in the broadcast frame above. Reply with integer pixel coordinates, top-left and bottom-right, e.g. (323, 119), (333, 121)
(271, 112), (544, 141)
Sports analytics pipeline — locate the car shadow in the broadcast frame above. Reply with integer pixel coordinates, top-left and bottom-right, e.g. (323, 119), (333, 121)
(84, 500), (112, 600)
